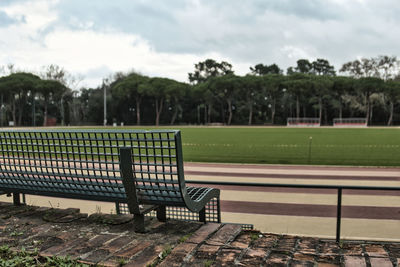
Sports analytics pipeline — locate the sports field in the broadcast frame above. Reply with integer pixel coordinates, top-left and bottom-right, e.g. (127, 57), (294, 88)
(151, 127), (400, 166)
(9, 126), (400, 166)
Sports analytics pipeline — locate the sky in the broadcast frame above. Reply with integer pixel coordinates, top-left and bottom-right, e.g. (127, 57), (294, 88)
(0, 0), (399, 88)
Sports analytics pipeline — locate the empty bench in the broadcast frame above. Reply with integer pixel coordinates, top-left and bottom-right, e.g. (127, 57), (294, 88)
(0, 129), (220, 232)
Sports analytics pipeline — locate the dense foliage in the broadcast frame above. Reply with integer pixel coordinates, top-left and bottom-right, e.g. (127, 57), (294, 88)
(1, 56), (400, 126)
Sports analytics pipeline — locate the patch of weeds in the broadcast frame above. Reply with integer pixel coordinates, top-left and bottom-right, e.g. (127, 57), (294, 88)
(147, 244), (172, 267)
(250, 233), (260, 242)
(0, 246), (89, 266)
(249, 231), (263, 246)
(204, 259), (214, 267)
(118, 258), (127, 266)
(178, 233), (193, 244)
(10, 231), (24, 237)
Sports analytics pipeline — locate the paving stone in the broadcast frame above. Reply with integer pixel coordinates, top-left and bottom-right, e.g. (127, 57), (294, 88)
(291, 260), (315, 267)
(319, 241), (341, 255)
(316, 263), (340, 267)
(186, 223), (220, 244)
(365, 244), (389, 257)
(88, 234), (117, 247)
(293, 252), (316, 261)
(158, 251), (188, 267)
(386, 244), (400, 258)
(114, 240), (151, 258)
(369, 257), (393, 267)
(42, 208), (86, 223)
(317, 254), (341, 265)
(275, 235), (297, 253)
(195, 244), (220, 259)
(88, 213), (133, 225)
(342, 244), (364, 256)
(101, 235), (133, 253)
(343, 256), (366, 267)
(40, 237), (87, 257)
(214, 248), (242, 266)
(2, 201), (400, 267)
(230, 232), (252, 249)
(265, 252), (291, 265)
(80, 248), (112, 264)
(158, 241), (199, 267)
(60, 241), (95, 258)
(297, 238), (319, 254)
(206, 224), (242, 246)
(125, 244), (164, 267)
(96, 259), (121, 267)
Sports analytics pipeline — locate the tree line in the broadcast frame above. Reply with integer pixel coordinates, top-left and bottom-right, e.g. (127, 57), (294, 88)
(0, 55), (400, 127)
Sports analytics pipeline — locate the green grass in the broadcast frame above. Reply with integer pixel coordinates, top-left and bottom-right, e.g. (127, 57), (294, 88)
(47, 126), (400, 166)
(177, 127), (400, 166)
(0, 245), (88, 266)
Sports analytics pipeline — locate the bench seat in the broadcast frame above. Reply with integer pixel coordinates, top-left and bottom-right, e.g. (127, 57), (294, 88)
(0, 129), (220, 232)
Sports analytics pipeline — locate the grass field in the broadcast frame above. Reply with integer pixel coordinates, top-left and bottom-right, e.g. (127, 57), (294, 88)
(92, 126), (400, 167)
(27, 126), (400, 167)
(171, 127), (400, 166)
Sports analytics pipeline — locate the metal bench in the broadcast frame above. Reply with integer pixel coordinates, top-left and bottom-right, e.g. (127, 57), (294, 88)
(0, 129), (220, 232)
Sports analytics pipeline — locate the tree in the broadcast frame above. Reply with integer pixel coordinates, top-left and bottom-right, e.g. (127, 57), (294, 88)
(295, 59), (313, 74)
(250, 63), (282, 75)
(165, 81), (188, 125)
(283, 73), (312, 119)
(310, 76), (334, 123)
(340, 56), (399, 79)
(206, 74), (241, 125)
(312, 59), (336, 76)
(383, 80), (400, 125)
(376, 56), (399, 81)
(35, 79), (66, 126)
(188, 59), (233, 84)
(140, 77), (175, 126)
(0, 72), (41, 126)
(355, 77), (384, 124)
(111, 73), (148, 125)
(240, 75), (261, 125)
(262, 74), (286, 124)
(192, 81), (216, 124)
(331, 76), (354, 119)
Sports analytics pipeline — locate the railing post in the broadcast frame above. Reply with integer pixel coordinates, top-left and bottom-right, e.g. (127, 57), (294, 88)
(336, 188), (342, 243)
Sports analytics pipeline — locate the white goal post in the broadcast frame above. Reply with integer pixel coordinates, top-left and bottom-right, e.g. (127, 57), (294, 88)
(333, 118), (367, 127)
(287, 117), (321, 127)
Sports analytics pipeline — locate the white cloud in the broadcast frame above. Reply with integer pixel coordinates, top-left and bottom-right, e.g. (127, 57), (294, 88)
(1, 0), (400, 87)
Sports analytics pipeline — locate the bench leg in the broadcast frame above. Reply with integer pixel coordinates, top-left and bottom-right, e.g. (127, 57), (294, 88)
(13, 193), (21, 205)
(157, 206), (166, 222)
(199, 207), (206, 223)
(133, 214), (146, 233)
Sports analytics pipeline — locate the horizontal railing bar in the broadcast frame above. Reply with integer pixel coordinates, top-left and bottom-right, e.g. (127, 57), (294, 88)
(187, 180), (400, 191)
(0, 129), (179, 134)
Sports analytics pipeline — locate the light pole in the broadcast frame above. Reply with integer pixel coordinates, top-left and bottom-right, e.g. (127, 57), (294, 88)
(103, 81), (107, 126)
(32, 94), (36, 127)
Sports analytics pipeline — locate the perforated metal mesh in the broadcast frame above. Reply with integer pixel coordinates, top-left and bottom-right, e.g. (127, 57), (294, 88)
(0, 130), (181, 203)
(118, 196), (221, 223)
(0, 130), (125, 201)
(130, 131), (184, 206)
(0, 129), (221, 223)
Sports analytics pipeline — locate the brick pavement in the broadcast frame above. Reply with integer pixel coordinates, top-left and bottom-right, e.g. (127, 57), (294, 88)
(0, 201), (399, 266)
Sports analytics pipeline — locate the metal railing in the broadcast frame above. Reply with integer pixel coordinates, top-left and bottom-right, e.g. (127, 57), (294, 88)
(188, 180), (400, 243)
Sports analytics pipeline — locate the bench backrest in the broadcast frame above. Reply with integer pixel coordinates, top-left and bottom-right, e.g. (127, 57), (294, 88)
(0, 129), (186, 205)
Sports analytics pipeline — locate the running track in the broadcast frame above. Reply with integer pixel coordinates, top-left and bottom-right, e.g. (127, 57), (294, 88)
(184, 162), (400, 239)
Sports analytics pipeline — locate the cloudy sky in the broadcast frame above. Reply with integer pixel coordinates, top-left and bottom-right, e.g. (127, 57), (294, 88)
(0, 0), (399, 88)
